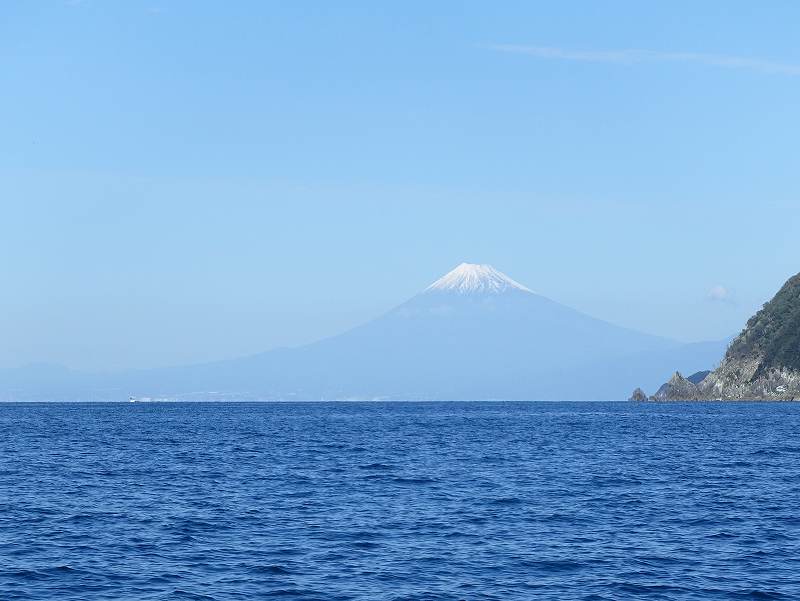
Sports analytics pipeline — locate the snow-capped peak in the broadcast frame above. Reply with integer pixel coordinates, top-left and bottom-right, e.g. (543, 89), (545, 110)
(425, 263), (533, 295)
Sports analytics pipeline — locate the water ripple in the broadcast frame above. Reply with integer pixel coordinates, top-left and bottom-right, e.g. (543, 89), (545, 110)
(2, 401), (800, 599)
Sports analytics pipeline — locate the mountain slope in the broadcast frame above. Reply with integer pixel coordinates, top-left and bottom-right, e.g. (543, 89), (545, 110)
(115, 263), (698, 400)
(0, 263), (723, 401)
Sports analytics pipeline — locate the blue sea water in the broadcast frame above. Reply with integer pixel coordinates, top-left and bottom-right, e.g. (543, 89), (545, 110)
(2, 401), (800, 600)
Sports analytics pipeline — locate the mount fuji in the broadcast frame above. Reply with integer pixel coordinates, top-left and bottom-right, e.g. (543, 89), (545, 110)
(0, 263), (728, 400)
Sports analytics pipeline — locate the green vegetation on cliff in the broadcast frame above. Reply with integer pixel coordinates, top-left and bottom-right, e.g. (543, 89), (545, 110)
(725, 272), (800, 378)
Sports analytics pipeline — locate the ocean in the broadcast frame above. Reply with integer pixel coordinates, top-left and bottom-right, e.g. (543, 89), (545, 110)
(2, 401), (799, 600)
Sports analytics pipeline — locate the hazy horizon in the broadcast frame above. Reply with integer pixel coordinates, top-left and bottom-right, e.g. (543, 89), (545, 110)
(3, 1), (799, 371)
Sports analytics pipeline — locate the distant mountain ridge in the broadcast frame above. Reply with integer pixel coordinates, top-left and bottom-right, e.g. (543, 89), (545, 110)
(0, 263), (726, 401)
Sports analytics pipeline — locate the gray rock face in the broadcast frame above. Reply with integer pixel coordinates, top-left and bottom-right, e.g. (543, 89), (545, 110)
(649, 361), (800, 401)
(628, 387), (648, 402)
(650, 372), (700, 401)
(697, 359), (800, 400)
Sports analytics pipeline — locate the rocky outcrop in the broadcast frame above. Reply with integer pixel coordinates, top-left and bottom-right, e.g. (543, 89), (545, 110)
(650, 372), (700, 401)
(648, 272), (800, 400)
(628, 387), (648, 402)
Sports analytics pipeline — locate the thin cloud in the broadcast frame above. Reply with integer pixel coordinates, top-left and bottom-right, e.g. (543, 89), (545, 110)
(487, 44), (800, 76)
(707, 285), (735, 304)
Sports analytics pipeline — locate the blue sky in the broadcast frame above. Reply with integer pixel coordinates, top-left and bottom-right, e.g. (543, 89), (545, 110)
(2, 1), (799, 370)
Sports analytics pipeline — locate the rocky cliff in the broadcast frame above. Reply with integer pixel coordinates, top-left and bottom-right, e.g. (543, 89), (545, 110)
(646, 272), (800, 400)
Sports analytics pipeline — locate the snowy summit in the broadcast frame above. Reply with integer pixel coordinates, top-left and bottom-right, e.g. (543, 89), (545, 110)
(425, 263), (533, 295)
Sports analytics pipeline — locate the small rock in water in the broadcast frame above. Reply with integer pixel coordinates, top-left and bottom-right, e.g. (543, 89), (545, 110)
(629, 387), (648, 402)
